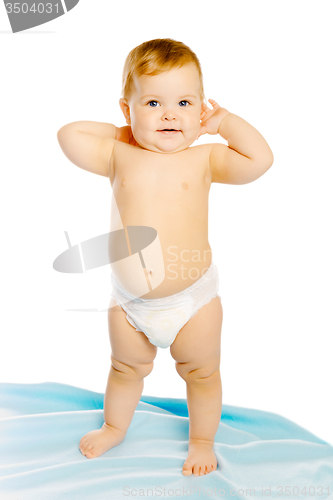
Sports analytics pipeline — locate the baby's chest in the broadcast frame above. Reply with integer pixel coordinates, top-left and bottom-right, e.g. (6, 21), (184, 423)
(119, 171), (194, 196)
(113, 152), (210, 202)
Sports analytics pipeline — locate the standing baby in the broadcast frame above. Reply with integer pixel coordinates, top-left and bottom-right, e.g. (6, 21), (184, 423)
(57, 38), (274, 476)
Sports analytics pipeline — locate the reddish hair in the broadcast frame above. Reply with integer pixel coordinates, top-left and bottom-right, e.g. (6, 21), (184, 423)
(121, 38), (204, 100)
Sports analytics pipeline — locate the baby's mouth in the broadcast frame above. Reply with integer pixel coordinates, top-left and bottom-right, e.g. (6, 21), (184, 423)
(157, 128), (181, 134)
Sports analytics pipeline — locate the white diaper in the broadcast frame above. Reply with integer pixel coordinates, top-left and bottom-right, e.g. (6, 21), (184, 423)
(111, 262), (221, 348)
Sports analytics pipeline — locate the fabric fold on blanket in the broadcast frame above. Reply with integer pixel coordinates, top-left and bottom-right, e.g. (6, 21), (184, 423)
(0, 382), (332, 500)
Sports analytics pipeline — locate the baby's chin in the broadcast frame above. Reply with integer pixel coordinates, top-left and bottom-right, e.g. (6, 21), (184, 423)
(136, 139), (197, 154)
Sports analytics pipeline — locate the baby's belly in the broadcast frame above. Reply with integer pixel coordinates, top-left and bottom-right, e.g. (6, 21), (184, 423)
(109, 169), (211, 298)
(109, 225), (212, 299)
(145, 243), (213, 298)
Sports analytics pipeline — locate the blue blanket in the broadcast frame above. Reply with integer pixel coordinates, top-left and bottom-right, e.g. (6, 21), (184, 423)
(1, 383), (332, 499)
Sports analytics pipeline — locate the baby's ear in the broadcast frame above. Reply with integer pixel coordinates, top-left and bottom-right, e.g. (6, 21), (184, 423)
(201, 98), (208, 111)
(119, 98), (131, 125)
(200, 100), (207, 121)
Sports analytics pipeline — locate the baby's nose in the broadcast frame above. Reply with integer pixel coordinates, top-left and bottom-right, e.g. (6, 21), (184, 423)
(162, 109), (177, 120)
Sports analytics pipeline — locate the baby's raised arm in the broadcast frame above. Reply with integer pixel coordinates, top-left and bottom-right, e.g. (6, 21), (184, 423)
(201, 100), (274, 185)
(57, 121), (117, 177)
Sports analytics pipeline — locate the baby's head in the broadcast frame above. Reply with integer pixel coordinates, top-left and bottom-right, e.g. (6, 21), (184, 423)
(119, 39), (205, 153)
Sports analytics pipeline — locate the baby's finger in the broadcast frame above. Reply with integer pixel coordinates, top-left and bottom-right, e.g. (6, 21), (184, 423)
(201, 109), (214, 123)
(200, 112), (209, 122)
(208, 99), (220, 108)
(201, 104), (209, 115)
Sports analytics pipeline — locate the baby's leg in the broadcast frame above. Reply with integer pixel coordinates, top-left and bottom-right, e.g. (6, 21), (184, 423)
(170, 296), (223, 476)
(79, 299), (157, 459)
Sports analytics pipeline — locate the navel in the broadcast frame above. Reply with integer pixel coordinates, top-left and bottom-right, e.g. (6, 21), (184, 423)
(121, 178), (126, 187)
(182, 182), (188, 190)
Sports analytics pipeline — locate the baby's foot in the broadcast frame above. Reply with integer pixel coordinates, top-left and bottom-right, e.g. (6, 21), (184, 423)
(182, 439), (217, 476)
(79, 422), (126, 459)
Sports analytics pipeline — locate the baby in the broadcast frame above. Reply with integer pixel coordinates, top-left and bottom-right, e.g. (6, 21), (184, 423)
(57, 38), (274, 477)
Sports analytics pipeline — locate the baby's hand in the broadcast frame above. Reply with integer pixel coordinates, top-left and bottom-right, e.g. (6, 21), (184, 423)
(198, 99), (230, 138)
(116, 126), (140, 147)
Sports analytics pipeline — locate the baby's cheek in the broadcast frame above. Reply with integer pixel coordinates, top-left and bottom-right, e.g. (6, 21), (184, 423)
(190, 121), (201, 137)
(132, 128), (155, 151)
(131, 124), (143, 141)
(192, 116), (202, 129)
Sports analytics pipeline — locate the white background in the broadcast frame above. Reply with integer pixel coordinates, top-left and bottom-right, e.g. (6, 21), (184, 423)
(1, 1), (332, 445)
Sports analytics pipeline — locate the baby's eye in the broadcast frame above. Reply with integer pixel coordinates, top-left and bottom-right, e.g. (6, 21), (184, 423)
(148, 100), (160, 107)
(179, 100), (190, 107)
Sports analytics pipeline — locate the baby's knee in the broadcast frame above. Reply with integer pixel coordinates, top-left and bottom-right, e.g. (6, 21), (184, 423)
(111, 355), (154, 381)
(175, 360), (220, 384)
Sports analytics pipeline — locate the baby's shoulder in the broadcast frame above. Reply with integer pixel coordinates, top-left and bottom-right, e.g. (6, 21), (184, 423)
(187, 143), (212, 154)
(183, 143), (215, 161)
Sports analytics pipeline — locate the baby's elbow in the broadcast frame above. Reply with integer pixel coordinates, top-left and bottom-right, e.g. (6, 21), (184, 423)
(56, 129), (62, 146)
(57, 123), (74, 138)
(265, 146), (274, 167)
(250, 156), (274, 184)
(260, 146), (274, 165)
(57, 125), (72, 146)
(260, 152), (274, 174)
(57, 126), (66, 142)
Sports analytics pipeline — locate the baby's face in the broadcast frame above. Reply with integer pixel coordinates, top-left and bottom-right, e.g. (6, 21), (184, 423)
(121, 64), (204, 153)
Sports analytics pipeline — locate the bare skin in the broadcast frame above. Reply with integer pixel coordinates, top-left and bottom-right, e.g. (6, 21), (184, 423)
(79, 295), (222, 476)
(58, 64), (273, 476)
(79, 138), (223, 475)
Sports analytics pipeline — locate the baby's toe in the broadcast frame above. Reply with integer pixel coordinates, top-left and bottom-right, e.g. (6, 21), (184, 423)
(193, 464), (200, 476)
(182, 460), (193, 476)
(200, 465), (207, 475)
(79, 443), (86, 452)
(79, 447), (86, 456)
(79, 436), (93, 454)
(84, 449), (96, 459)
(79, 435), (88, 446)
(80, 442), (96, 458)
